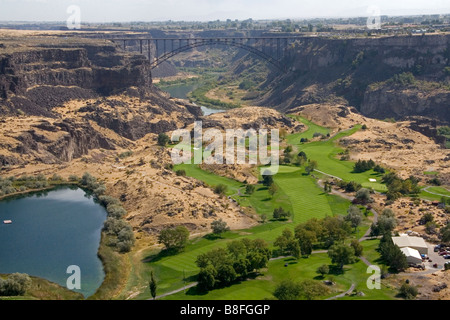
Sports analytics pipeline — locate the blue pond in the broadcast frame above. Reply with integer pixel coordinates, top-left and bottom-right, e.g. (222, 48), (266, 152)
(0, 186), (107, 298)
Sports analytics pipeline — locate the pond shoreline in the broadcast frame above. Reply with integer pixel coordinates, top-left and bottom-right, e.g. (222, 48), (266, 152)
(0, 182), (120, 299)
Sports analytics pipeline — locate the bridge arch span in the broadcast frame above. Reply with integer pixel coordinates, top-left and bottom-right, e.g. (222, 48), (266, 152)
(113, 37), (295, 73)
(150, 39), (284, 71)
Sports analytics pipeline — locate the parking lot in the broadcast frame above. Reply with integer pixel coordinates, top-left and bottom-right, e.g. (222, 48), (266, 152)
(425, 242), (448, 270)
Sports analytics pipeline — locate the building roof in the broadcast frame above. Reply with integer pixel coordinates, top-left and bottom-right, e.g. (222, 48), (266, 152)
(400, 247), (423, 261)
(392, 235), (427, 249)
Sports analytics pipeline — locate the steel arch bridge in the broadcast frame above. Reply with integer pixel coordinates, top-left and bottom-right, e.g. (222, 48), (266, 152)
(112, 37), (299, 72)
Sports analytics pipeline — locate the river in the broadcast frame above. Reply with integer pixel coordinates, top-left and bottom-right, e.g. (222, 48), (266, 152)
(0, 186), (107, 298)
(159, 82), (225, 116)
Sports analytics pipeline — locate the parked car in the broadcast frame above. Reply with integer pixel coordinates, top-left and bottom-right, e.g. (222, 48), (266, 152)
(439, 251), (450, 256)
(444, 255), (450, 260)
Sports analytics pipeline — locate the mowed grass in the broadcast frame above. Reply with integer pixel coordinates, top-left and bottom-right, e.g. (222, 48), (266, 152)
(286, 116), (331, 144)
(174, 164), (292, 217)
(162, 243), (398, 301)
(130, 164), (353, 300)
(130, 118), (394, 301)
(287, 124), (387, 192)
(274, 170), (351, 224)
(425, 186), (450, 197)
(420, 186), (450, 201)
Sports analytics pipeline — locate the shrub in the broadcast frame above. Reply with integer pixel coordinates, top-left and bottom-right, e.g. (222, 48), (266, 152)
(214, 184), (228, 196)
(355, 188), (372, 204)
(106, 204), (127, 219)
(345, 181), (362, 193)
(399, 282), (419, 300)
(211, 219), (230, 235)
(0, 273), (31, 296)
(273, 207), (291, 220)
(176, 170), (186, 177)
(68, 175), (79, 182)
(273, 280), (302, 300)
(118, 150), (133, 159)
(313, 132), (322, 138)
(353, 159), (375, 173)
(157, 133), (170, 147)
(316, 264), (329, 277)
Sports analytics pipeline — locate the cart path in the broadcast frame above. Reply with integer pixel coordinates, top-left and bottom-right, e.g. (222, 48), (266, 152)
(326, 283), (356, 300)
(151, 282), (198, 300)
(422, 186), (450, 198)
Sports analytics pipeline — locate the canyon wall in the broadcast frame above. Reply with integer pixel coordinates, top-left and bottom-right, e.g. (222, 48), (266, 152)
(255, 34), (450, 123)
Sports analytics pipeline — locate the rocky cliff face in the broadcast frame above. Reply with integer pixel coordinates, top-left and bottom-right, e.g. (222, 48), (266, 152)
(0, 36), (202, 166)
(0, 40), (152, 116)
(361, 85), (450, 123)
(255, 34), (450, 123)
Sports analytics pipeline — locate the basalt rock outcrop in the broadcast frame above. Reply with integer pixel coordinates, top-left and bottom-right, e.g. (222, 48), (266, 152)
(253, 34), (450, 124)
(0, 36), (202, 166)
(0, 39), (152, 117)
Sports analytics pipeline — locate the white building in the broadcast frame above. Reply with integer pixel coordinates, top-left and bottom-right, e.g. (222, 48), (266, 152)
(392, 235), (428, 255)
(400, 247), (423, 265)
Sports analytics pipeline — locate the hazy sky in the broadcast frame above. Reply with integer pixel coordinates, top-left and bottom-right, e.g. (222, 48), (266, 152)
(0, 0), (449, 22)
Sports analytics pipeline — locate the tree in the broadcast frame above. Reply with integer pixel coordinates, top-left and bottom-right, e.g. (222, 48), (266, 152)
(227, 240), (247, 260)
(0, 273), (31, 296)
(355, 188), (372, 204)
(287, 240), (301, 259)
(268, 183), (278, 198)
(327, 243), (357, 270)
(305, 160), (318, 175)
(274, 229), (292, 255)
(245, 184), (255, 195)
(441, 223), (450, 243)
(149, 271), (157, 300)
(298, 280), (330, 300)
(211, 219), (230, 235)
(262, 173), (274, 187)
(294, 225), (316, 256)
(273, 280), (301, 300)
(350, 239), (364, 257)
(216, 264), (237, 285)
(371, 214), (397, 237)
(260, 214), (268, 224)
(323, 181), (332, 193)
(378, 235), (408, 272)
(316, 264), (329, 278)
(197, 265), (217, 291)
(321, 216), (351, 247)
(273, 207), (291, 221)
(158, 226), (190, 252)
(157, 133), (170, 147)
(353, 159), (375, 173)
(419, 212), (434, 225)
(345, 181), (362, 192)
(345, 206), (363, 231)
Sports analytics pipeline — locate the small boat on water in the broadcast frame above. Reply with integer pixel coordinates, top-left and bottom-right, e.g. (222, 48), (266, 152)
(3, 220), (12, 224)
